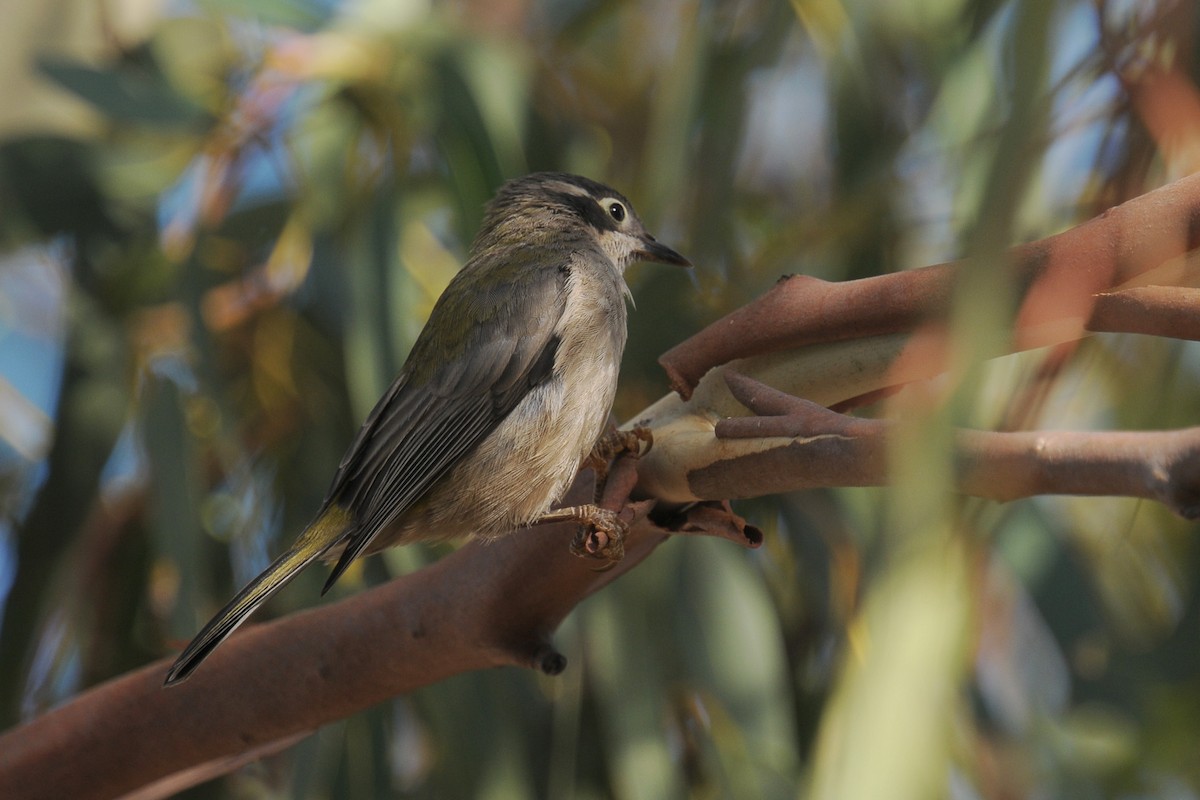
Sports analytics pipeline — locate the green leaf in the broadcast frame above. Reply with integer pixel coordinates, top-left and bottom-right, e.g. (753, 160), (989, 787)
(36, 57), (211, 129)
(197, 0), (329, 31)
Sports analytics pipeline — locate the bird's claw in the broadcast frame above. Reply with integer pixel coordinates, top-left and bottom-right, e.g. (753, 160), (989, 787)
(588, 425), (652, 467)
(569, 507), (627, 567)
(586, 426), (653, 504)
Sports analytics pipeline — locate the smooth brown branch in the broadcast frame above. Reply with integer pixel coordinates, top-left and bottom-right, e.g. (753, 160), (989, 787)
(687, 373), (891, 499)
(637, 276), (1200, 505)
(690, 372), (1200, 517)
(658, 268), (955, 399)
(955, 427), (1200, 518)
(0, 463), (766, 800)
(1088, 286), (1200, 340)
(0, 475), (649, 800)
(661, 171), (1200, 399)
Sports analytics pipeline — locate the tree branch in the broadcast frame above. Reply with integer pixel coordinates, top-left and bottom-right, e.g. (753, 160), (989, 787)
(0, 465), (758, 800)
(660, 171), (1200, 399)
(635, 174), (1200, 505)
(1088, 285), (1200, 339)
(689, 372), (1200, 518)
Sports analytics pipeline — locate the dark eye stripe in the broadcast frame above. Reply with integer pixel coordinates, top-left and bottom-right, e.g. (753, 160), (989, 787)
(548, 191), (620, 232)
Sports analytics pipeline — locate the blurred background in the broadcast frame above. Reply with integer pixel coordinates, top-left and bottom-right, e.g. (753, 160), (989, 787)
(2, 0), (1199, 797)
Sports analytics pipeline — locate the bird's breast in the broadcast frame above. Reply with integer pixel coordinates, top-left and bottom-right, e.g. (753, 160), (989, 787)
(391, 258), (629, 542)
(466, 261), (627, 533)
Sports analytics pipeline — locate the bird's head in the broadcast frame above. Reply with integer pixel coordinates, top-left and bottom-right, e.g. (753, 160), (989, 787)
(473, 172), (691, 272)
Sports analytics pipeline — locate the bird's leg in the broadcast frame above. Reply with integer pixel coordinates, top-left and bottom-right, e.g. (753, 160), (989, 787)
(535, 426), (651, 566)
(583, 425), (652, 504)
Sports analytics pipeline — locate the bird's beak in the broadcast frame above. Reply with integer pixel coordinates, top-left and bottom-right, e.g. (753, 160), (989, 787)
(636, 235), (691, 267)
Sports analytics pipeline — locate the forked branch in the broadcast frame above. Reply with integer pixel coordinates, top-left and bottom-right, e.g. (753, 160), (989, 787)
(635, 173), (1200, 510)
(702, 372), (1200, 518)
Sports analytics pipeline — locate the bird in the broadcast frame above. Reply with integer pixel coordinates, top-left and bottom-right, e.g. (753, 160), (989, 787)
(164, 172), (690, 685)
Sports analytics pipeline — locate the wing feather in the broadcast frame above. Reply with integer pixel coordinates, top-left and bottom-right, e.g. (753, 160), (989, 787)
(319, 251), (571, 590)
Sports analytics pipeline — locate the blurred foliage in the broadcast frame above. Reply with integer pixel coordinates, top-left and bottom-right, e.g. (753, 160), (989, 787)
(1, 0), (1199, 797)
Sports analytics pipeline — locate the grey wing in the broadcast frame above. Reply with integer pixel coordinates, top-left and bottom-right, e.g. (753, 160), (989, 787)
(319, 258), (568, 590)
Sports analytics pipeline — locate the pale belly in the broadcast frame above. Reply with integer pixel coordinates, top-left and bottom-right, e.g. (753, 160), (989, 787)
(366, 257), (629, 550)
(368, 347), (621, 548)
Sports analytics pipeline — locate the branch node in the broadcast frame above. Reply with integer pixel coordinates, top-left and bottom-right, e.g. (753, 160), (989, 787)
(535, 646), (567, 676)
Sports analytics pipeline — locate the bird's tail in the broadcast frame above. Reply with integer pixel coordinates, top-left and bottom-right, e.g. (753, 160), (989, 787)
(163, 505), (353, 686)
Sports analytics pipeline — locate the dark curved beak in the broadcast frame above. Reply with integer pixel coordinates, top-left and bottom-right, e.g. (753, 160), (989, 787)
(636, 234), (691, 267)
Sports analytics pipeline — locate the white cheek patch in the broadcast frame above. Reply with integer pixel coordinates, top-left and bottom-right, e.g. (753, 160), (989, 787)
(599, 232), (641, 271)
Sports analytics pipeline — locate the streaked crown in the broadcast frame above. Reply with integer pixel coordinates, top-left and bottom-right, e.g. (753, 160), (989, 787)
(472, 172), (690, 271)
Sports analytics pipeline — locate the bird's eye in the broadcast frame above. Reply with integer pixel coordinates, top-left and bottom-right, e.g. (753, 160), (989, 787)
(607, 202), (626, 222)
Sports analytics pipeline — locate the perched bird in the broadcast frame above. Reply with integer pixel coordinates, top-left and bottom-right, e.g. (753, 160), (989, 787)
(164, 172), (689, 685)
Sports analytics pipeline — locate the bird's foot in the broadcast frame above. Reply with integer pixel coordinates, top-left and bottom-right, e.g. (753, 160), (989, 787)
(537, 504), (628, 567)
(585, 425), (652, 502)
(568, 506), (627, 564)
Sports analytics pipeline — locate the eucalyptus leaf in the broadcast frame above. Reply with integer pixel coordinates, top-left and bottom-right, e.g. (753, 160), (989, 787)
(36, 57), (211, 130)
